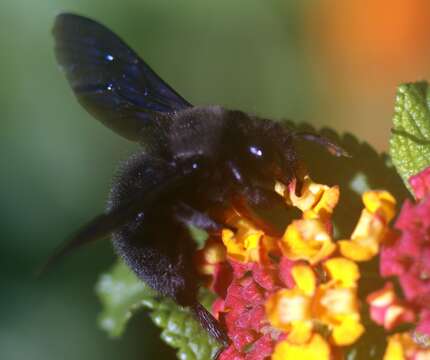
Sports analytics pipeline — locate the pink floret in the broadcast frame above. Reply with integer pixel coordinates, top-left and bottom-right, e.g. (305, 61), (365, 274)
(380, 194), (430, 305)
(416, 309), (430, 336)
(409, 166), (430, 200)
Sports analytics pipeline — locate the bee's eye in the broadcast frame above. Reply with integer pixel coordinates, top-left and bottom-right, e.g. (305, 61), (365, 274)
(248, 145), (264, 158)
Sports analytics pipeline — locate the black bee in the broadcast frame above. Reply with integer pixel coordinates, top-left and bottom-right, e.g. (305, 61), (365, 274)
(50, 13), (347, 354)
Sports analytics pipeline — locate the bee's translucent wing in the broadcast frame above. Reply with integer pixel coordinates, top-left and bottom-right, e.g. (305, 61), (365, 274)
(53, 13), (191, 140)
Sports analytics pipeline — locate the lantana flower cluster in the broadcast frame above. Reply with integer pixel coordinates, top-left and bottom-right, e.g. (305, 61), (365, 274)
(367, 167), (430, 360)
(196, 167), (430, 359)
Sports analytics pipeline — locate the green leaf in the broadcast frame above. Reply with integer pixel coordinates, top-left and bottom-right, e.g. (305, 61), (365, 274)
(96, 260), (220, 359)
(389, 81), (430, 192)
(96, 261), (156, 337)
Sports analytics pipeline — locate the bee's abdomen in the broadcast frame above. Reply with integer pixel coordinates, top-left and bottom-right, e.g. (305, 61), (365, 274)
(107, 152), (198, 303)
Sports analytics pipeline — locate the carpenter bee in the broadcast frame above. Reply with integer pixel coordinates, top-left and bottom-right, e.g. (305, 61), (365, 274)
(50, 13), (347, 355)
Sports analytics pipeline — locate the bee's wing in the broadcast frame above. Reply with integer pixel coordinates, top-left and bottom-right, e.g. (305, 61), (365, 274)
(39, 160), (187, 274)
(53, 13), (191, 141)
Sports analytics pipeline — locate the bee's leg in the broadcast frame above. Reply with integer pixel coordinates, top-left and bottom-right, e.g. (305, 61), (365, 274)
(114, 203), (231, 348)
(173, 202), (223, 232)
(232, 189), (286, 237)
(191, 302), (230, 349)
(173, 202), (236, 233)
(167, 205), (231, 350)
(225, 160), (290, 236)
(213, 347), (224, 360)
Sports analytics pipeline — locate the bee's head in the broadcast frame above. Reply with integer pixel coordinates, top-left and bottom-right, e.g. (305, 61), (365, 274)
(225, 112), (301, 187)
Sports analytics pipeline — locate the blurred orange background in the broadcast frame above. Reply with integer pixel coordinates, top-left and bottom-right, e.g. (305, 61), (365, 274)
(304, 0), (430, 148)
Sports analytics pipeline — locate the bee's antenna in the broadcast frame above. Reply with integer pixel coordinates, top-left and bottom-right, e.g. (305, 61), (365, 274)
(295, 131), (351, 158)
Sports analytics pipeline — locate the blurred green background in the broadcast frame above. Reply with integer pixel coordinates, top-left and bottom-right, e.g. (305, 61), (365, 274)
(2, 0), (430, 359)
